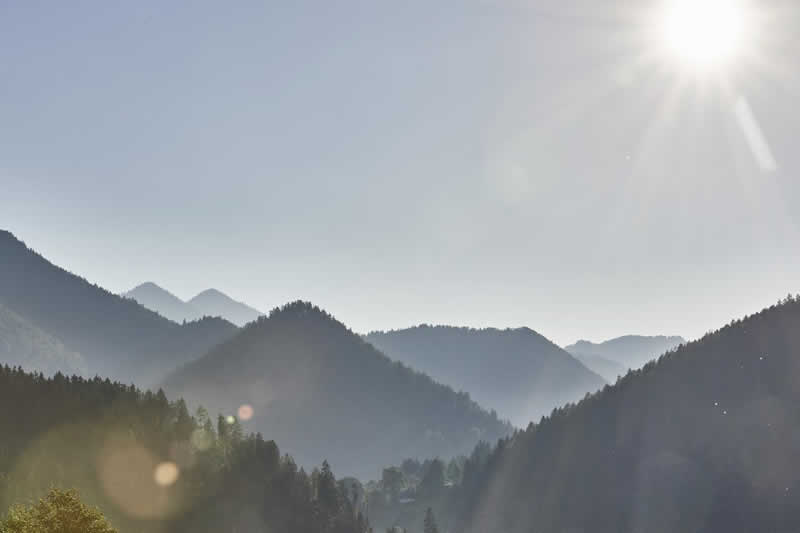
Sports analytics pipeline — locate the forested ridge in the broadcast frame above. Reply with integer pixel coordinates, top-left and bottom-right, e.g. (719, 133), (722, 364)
(164, 301), (512, 479)
(365, 325), (605, 425)
(0, 365), (368, 533)
(0, 231), (238, 385)
(450, 295), (800, 533)
(0, 304), (86, 376)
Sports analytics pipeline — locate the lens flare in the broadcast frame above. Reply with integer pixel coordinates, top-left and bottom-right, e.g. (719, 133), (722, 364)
(154, 461), (180, 486)
(237, 404), (254, 421)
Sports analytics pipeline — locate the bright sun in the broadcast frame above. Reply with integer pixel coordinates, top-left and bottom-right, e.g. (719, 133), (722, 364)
(659, 0), (750, 70)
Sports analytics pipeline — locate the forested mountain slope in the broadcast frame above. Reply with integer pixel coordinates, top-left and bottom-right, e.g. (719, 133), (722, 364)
(0, 304), (86, 375)
(457, 296), (800, 533)
(164, 302), (512, 479)
(0, 366), (367, 533)
(365, 326), (606, 426)
(0, 231), (238, 385)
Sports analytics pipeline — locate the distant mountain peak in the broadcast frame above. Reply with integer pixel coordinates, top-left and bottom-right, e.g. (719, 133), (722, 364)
(123, 282), (264, 327)
(191, 288), (225, 298)
(188, 288), (264, 327)
(0, 231), (237, 384)
(564, 334), (686, 381)
(365, 324), (606, 426)
(163, 300), (510, 478)
(131, 281), (164, 291)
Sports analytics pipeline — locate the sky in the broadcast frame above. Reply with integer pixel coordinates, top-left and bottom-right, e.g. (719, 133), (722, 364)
(2, 0), (799, 346)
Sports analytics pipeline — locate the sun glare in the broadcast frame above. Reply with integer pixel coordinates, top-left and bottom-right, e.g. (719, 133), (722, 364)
(659, 0), (749, 70)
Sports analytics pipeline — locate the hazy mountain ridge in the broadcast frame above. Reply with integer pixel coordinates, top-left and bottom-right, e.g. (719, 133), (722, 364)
(0, 304), (87, 376)
(123, 282), (203, 323)
(124, 283), (263, 327)
(188, 288), (263, 326)
(565, 334), (685, 381)
(457, 296), (800, 533)
(163, 302), (513, 479)
(0, 230), (238, 385)
(574, 353), (627, 383)
(364, 325), (606, 426)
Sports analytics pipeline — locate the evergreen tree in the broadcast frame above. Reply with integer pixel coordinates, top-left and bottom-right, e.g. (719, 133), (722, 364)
(423, 508), (439, 533)
(0, 488), (116, 533)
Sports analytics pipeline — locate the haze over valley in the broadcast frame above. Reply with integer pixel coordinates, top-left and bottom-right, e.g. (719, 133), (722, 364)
(2, 1), (799, 532)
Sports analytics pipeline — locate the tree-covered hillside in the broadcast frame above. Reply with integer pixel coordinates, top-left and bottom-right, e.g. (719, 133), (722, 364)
(455, 296), (800, 533)
(0, 365), (367, 533)
(0, 231), (238, 385)
(164, 302), (512, 479)
(365, 325), (605, 425)
(0, 304), (86, 376)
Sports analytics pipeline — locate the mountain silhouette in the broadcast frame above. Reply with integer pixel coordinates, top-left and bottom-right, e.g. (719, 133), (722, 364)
(0, 230), (238, 385)
(565, 335), (685, 381)
(365, 326), (606, 426)
(123, 282), (203, 323)
(188, 288), (263, 326)
(457, 296), (800, 533)
(124, 283), (263, 326)
(163, 301), (512, 479)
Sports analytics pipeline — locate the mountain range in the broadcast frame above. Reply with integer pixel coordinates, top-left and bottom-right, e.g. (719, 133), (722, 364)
(0, 231), (238, 385)
(124, 282), (263, 327)
(456, 297), (800, 533)
(162, 302), (513, 479)
(365, 326), (606, 426)
(565, 335), (685, 382)
(0, 230), (514, 477)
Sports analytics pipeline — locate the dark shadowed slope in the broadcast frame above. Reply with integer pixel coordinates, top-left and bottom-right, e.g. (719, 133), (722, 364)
(458, 296), (800, 533)
(188, 288), (263, 326)
(0, 231), (238, 385)
(123, 282), (204, 323)
(0, 304), (87, 375)
(364, 326), (606, 426)
(565, 334), (685, 380)
(163, 302), (512, 479)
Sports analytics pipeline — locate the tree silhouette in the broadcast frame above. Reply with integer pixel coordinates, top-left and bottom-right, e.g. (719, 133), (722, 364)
(423, 508), (439, 533)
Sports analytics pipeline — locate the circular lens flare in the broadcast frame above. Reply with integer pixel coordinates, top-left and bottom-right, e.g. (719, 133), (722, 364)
(237, 404), (254, 421)
(154, 461), (180, 486)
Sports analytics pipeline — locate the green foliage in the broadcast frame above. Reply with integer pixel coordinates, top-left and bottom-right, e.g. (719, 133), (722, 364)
(1, 488), (116, 533)
(0, 366), (367, 533)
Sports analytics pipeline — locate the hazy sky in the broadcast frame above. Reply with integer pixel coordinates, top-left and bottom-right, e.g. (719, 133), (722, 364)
(2, 0), (799, 346)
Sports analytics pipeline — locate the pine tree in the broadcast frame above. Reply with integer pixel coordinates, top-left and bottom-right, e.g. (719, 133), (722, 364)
(423, 507), (439, 533)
